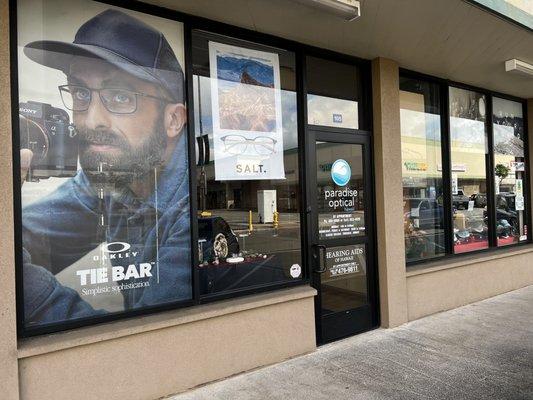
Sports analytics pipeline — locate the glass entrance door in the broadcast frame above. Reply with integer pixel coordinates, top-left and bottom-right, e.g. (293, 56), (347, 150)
(307, 130), (378, 343)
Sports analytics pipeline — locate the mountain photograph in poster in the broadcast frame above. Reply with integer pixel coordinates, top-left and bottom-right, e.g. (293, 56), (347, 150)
(209, 41), (285, 181)
(216, 54), (276, 132)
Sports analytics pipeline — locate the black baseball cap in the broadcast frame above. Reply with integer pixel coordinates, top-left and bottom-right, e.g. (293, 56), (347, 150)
(24, 9), (184, 103)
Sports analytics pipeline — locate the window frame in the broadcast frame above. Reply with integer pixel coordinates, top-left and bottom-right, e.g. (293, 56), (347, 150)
(10, 0), (373, 337)
(400, 68), (531, 268)
(188, 29), (304, 301)
(399, 76), (448, 263)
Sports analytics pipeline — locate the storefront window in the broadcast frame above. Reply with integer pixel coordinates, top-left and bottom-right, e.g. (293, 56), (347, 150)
(17, 0), (191, 331)
(402, 74), (530, 265)
(493, 97), (528, 246)
(192, 31), (302, 295)
(306, 56), (362, 130)
(449, 87), (489, 253)
(400, 78), (445, 263)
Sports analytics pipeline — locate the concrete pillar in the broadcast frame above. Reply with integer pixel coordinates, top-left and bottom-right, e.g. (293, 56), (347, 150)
(371, 58), (408, 328)
(0, 0), (20, 399)
(524, 99), (533, 222)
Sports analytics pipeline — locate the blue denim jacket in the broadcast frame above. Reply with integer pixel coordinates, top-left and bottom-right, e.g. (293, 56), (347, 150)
(22, 134), (191, 325)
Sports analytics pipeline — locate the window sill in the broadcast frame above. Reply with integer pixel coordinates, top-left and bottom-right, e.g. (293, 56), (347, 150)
(406, 243), (533, 277)
(17, 285), (317, 359)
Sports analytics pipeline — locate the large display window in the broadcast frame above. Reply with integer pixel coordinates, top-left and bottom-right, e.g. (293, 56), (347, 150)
(400, 78), (445, 262)
(493, 97), (528, 246)
(401, 72), (530, 265)
(191, 31), (303, 295)
(449, 87), (489, 253)
(17, 0), (192, 332)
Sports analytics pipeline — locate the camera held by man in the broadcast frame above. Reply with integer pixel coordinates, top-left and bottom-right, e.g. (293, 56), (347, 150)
(19, 100), (79, 181)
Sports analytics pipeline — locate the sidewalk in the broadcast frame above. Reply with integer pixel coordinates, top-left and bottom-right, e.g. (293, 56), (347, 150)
(168, 285), (533, 400)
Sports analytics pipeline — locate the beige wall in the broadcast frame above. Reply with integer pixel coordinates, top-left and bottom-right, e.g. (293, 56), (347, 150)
(372, 57), (409, 328)
(406, 247), (533, 320)
(0, 0), (21, 398)
(18, 287), (316, 400)
(529, 99), (533, 206)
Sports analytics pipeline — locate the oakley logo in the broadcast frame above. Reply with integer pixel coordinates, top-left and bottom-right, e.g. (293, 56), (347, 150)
(101, 242), (131, 253)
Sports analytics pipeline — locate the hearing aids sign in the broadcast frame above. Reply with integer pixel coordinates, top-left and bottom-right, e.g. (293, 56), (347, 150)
(325, 244), (366, 280)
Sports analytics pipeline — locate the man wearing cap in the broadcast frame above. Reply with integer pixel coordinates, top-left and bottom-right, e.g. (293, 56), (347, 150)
(21, 9), (191, 324)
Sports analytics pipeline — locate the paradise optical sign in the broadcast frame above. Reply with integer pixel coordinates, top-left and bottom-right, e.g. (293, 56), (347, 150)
(318, 158), (365, 239)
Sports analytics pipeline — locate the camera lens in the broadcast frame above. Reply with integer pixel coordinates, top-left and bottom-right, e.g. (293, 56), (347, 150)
(19, 114), (49, 163)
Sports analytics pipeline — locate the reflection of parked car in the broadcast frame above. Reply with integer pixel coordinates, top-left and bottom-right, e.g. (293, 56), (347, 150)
(405, 198), (444, 229)
(453, 190), (470, 210)
(470, 193), (487, 208)
(198, 216), (240, 262)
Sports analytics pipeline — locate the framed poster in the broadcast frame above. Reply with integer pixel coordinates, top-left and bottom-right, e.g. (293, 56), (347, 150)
(209, 41), (285, 181)
(18, 0), (191, 331)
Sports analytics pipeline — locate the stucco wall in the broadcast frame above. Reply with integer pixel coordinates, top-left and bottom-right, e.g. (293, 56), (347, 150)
(406, 247), (533, 321)
(372, 57), (409, 328)
(18, 286), (317, 400)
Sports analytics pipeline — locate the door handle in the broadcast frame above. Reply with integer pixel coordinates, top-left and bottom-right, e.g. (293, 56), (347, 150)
(312, 244), (327, 273)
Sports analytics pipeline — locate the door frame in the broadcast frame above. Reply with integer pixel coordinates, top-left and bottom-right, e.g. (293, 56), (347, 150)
(305, 126), (380, 344)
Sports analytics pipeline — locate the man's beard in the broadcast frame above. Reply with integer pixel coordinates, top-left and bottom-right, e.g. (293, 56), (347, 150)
(78, 115), (166, 186)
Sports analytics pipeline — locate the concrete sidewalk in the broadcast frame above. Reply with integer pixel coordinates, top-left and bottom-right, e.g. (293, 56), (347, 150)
(168, 285), (533, 400)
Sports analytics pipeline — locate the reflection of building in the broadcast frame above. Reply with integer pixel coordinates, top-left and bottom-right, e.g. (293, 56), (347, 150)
(198, 146), (300, 212)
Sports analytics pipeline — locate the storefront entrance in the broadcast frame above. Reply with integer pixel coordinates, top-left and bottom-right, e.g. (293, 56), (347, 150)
(307, 129), (379, 344)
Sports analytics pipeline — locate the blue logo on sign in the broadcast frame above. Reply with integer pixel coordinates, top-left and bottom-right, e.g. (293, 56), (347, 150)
(333, 114), (343, 123)
(331, 159), (351, 186)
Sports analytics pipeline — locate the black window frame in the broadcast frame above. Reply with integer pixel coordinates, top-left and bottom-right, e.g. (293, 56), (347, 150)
(10, 0), (373, 337)
(400, 68), (532, 268)
(188, 28), (304, 301)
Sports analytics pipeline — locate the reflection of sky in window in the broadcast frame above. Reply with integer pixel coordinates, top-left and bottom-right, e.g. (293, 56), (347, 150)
(194, 75), (298, 152)
(307, 94), (358, 129)
(450, 117), (485, 145)
(494, 124), (515, 146)
(400, 109), (441, 141)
